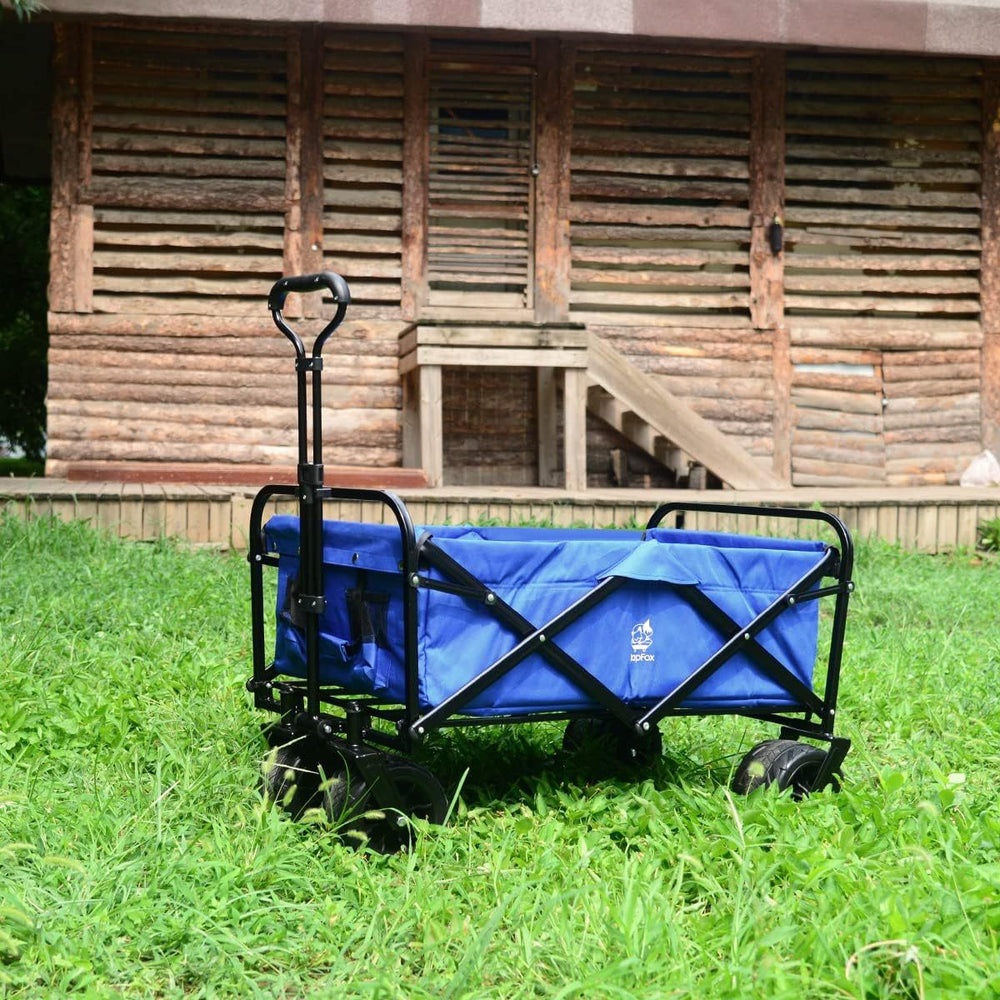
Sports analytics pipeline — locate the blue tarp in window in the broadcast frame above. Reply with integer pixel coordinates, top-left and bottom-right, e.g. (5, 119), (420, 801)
(265, 518), (828, 716)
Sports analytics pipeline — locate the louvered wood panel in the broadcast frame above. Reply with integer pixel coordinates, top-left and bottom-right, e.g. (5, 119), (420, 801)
(784, 54), (982, 321)
(569, 47), (752, 326)
(322, 31), (404, 316)
(89, 25), (287, 315)
(426, 38), (535, 311)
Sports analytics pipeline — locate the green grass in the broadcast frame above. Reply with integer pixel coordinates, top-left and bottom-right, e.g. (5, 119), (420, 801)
(1, 514), (999, 999)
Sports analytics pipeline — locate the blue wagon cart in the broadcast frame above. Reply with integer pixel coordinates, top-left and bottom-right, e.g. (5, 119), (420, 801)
(247, 273), (856, 849)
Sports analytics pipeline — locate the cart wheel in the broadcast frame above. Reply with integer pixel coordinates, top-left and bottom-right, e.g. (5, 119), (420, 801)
(262, 745), (321, 818)
(731, 739), (836, 798)
(563, 717), (663, 768)
(324, 755), (448, 853)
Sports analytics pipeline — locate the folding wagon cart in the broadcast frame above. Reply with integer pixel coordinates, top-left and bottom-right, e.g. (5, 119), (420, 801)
(247, 273), (856, 849)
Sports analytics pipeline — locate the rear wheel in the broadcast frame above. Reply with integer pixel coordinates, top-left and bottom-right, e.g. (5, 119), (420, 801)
(324, 754), (449, 853)
(731, 739), (835, 798)
(262, 744), (322, 818)
(563, 717), (663, 768)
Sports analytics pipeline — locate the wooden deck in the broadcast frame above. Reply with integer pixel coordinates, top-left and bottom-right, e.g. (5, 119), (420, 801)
(2, 478), (998, 553)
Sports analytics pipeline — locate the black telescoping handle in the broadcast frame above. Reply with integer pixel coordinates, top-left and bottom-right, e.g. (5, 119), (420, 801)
(268, 271), (352, 358)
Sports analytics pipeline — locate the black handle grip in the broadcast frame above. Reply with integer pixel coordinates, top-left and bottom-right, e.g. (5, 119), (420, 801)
(268, 271), (351, 313)
(268, 271), (352, 359)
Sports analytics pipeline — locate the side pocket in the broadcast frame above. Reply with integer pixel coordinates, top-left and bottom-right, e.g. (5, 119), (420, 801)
(346, 587), (390, 649)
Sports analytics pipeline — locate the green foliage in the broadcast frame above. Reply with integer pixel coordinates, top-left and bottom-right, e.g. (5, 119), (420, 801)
(0, 1), (45, 21)
(977, 515), (1000, 553)
(1, 516), (999, 998)
(0, 184), (49, 460)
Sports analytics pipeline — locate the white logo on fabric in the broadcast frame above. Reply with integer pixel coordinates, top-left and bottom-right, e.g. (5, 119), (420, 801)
(630, 618), (654, 662)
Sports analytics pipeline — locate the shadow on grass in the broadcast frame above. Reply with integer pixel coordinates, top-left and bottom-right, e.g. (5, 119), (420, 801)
(408, 721), (727, 812)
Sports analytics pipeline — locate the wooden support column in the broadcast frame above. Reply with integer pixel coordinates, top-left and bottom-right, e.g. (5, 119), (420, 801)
(750, 50), (788, 481)
(537, 368), (559, 486)
(982, 61), (1000, 455)
(300, 27), (325, 318)
(772, 326), (792, 483)
(282, 30), (305, 316)
(533, 39), (573, 323)
(50, 23), (92, 314)
(401, 365), (443, 487)
(401, 35), (429, 321)
(563, 368), (587, 491)
(749, 49), (785, 330)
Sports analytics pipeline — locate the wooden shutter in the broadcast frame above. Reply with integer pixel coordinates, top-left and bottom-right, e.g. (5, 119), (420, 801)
(785, 53), (983, 485)
(425, 38), (535, 313)
(570, 47), (753, 326)
(89, 24), (287, 315)
(322, 31), (404, 315)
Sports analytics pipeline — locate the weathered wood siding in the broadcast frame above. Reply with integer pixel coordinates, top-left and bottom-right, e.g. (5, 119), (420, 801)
(47, 23), (407, 477)
(784, 53), (985, 486)
(46, 23), (996, 487)
(568, 44), (774, 470)
(322, 31), (405, 316)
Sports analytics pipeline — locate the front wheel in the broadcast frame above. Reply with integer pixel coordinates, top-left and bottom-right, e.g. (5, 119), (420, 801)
(731, 739), (836, 798)
(324, 754), (449, 853)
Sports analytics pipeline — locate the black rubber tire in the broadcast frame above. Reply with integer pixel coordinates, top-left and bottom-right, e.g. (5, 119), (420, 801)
(262, 744), (322, 818)
(731, 739), (835, 799)
(324, 754), (449, 853)
(562, 717), (663, 768)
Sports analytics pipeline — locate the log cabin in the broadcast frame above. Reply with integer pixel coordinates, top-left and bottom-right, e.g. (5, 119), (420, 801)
(23, 0), (1000, 491)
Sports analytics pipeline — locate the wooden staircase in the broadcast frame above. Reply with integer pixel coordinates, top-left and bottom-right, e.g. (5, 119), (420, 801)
(585, 333), (781, 490)
(399, 322), (781, 490)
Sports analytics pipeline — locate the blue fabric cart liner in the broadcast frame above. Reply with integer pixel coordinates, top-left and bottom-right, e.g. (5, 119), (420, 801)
(265, 517), (829, 716)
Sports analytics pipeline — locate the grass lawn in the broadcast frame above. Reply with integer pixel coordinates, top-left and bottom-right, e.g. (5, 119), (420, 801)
(1, 513), (998, 999)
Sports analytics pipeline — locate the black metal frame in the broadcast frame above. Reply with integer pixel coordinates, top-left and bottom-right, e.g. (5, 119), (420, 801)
(247, 273), (855, 802)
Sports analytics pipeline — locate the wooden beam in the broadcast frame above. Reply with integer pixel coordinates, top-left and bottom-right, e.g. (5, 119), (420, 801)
(537, 368), (559, 487)
(283, 29), (303, 316)
(982, 61), (1000, 455)
(533, 39), (573, 323)
(749, 50), (785, 331)
(401, 34), (429, 320)
(563, 368), (588, 491)
(772, 325), (792, 483)
(300, 27), (325, 317)
(50, 23), (93, 314)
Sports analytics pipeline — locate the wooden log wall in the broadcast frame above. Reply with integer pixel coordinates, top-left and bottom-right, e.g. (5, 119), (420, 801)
(47, 24), (995, 488)
(784, 53), (985, 486)
(568, 45), (774, 470)
(47, 22), (407, 478)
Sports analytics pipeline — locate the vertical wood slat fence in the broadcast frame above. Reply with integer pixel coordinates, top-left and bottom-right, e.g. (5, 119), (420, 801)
(2, 481), (997, 555)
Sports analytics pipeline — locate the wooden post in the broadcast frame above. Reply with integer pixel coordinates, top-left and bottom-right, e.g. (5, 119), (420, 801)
(283, 29), (304, 315)
(50, 23), (92, 314)
(982, 62), (1000, 455)
(537, 367), (559, 486)
(563, 368), (587, 490)
(401, 34), (429, 321)
(533, 39), (573, 323)
(749, 50), (785, 331)
(74, 24), (93, 312)
(300, 27), (325, 317)
(772, 326), (792, 483)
